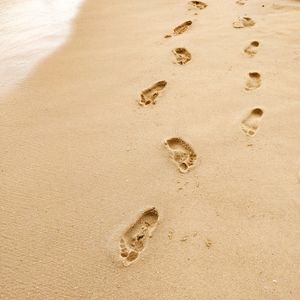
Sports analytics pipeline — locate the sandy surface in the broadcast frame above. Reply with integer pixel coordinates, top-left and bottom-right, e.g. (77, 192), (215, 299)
(1, 0), (300, 299)
(0, 0), (83, 97)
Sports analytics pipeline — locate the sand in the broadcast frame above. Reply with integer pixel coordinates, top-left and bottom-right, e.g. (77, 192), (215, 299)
(0, 0), (83, 97)
(1, 0), (300, 299)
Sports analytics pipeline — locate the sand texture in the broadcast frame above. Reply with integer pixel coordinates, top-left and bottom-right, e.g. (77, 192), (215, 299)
(1, 0), (300, 299)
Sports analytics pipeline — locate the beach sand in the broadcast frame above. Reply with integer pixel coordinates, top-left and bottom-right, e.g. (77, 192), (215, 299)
(0, 0), (83, 97)
(1, 0), (300, 299)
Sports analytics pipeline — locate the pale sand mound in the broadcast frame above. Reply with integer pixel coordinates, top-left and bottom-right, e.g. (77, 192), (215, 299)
(0, 0), (300, 299)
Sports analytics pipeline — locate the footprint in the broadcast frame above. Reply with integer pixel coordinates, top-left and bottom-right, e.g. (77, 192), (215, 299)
(244, 41), (260, 57)
(164, 21), (192, 38)
(139, 81), (167, 106)
(233, 17), (255, 28)
(173, 20), (193, 35)
(119, 207), (159, 266)
(164, 137), (197, 173)
(241, 108), (264, 136)
(236, 0), (247, 5)
(188, 1), (207, 10)
(172, 48), (192, 65)
(245, 72), (261, 91)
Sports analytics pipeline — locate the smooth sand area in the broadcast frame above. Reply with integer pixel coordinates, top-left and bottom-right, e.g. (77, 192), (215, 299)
(1, 0), (300, 299)
(0, 0), (83, 97)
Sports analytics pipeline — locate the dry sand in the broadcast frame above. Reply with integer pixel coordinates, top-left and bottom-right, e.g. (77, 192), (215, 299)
(1, 0), (300, 299)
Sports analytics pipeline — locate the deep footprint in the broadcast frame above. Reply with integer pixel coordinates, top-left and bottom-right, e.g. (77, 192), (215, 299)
(189, 1), (207, 10)
(164, 137), (197, 173)
(139, 81), (167, 106)
(233, 17), (255, 28)
(120, 207), (159, 266)
(172, 48), (192, 65)
(241, 108), (264, 136)
(244, 41), (260, 57)
(245, 72), (261, 91)
(173, 20), (193, 35)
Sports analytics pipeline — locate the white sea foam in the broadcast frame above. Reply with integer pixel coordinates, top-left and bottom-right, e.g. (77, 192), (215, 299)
(0, 0), (83, 97)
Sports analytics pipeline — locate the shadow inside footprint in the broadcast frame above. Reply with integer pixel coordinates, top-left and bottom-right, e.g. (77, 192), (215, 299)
(233, 17), (255, 28)
(173, 20), (193, 35)
(244, 41), (260, 57)
(139, 81), (167, 106)
(189, 1), (207, 10)
(172, 48), (192, 65)
(245, 72), (261, 91)
(241, 108), (264, 136)
(164, 137), (197, 173)
(120, 207), (159, 266)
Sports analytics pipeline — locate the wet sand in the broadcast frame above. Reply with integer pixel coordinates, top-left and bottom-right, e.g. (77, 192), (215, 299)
(0, 0), (83, 96)
(1, 0), (300, 299)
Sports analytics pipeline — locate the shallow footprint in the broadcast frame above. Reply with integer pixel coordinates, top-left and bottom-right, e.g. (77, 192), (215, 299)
(139, 81), (167, 106)
(233, 17), (255, 28)
(236, 0), (247, 5)
(189, 1), (207, 10)
(172, 48), (192, 65)
(245, 72), (261, 91)
(244, 41), (260, 57)
(241, 108), (264, 136)
(164, 137), (197, 173)
(120, 207), (159, 266)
